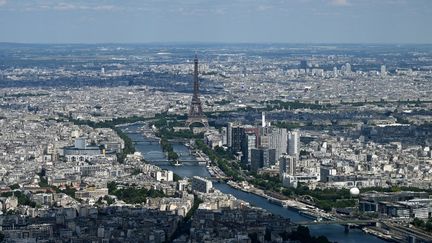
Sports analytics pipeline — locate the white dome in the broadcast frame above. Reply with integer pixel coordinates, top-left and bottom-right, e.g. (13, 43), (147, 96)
(350, 187), (360, 196)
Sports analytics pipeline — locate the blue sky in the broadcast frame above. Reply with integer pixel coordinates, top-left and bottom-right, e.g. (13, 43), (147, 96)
(0, 0), (431, 43)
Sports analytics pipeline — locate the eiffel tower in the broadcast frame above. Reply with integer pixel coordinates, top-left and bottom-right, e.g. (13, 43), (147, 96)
(185, 55), (209, 127)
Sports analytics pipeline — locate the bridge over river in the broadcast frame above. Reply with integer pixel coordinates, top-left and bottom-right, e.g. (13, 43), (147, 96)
(150, 160), (206, 164)
(296, 219), (379, 234)
(297, 219), (378, 226)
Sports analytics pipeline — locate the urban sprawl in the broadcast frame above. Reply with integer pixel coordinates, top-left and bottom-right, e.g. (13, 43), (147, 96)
(0, 44), (432, 242)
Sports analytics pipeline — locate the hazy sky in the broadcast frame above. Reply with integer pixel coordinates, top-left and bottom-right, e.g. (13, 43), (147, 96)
(0, 0), (431, 44)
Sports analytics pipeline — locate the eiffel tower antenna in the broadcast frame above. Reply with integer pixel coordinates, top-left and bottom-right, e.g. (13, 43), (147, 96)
(185, 54), (209, 127)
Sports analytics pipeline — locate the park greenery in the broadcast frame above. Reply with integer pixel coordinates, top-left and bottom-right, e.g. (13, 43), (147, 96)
(150, 116), (187, 161)
(412, 218), (432, 232)
(1, 191), (36, 208)
(195, 140), (243, 181)
(37, 178), (49, 187)
(107, 181), (165, 204)
(9, 184), (20, 190)
(64, 114), (151, 129)
(96, 195), (115, 205)
(114, 127), (135, 163)
(160, 137), (179, 161)
(56, 186), (77, 199)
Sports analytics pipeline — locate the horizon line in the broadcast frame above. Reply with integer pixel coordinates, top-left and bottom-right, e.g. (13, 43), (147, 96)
(1, 41), (432, 46)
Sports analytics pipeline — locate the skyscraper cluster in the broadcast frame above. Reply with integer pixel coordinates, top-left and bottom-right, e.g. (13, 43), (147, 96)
(225, 113), (300, 174)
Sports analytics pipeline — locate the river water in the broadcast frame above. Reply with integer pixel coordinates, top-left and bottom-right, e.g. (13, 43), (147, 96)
(123, 124), (386, 243)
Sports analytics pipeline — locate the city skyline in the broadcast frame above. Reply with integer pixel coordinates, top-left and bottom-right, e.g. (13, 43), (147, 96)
(1, 1), (432, 241)
(0, 0), (431, 44)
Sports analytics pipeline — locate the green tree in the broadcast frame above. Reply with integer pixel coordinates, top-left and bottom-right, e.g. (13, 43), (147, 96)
(107, 182), (165, 204)
(9, 184), (20, 190)
(425, 221), (432, 232)
(412, 218), (425, 228)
